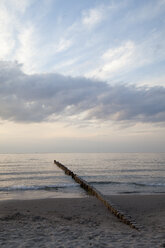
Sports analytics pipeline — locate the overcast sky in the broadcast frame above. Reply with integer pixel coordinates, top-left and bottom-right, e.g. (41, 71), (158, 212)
(0, 0), (165, 153)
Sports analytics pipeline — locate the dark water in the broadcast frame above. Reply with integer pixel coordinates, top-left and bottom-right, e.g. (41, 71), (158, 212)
(0, 153), (164, 200)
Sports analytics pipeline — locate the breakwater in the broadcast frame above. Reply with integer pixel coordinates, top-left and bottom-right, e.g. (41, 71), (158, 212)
(54, 160), (140, 231)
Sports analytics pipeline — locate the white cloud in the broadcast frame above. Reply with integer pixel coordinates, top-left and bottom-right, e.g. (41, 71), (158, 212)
(15, 25), (39, 73)
(0, 0), (74, 74)
(86, 28), (165, 81)
(0, 0), (164, 84)
(0, 0), (36, 72)
(54, 38), (73, 53)
(102, 41), (135, 72)
(82, 6), (105, 28)
(0, 2), (16, 57)
(86, 41), (137, 80)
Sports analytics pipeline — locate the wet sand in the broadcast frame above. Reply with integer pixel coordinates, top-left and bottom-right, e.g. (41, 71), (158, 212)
(0, 194), (165, 247)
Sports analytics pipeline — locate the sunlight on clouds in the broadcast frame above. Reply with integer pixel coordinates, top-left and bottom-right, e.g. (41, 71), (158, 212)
(102, 41), (135, 61)
(86, 32), (165, 81)
(86, 41), (136, 80)
(102, 41), (135, 72)
(16, 26), (39, 74)
(0, 0), (36, 72)
(0, 3), (15, 57)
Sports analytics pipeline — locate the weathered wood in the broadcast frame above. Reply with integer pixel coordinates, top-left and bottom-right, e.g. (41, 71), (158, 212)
(54, 160), (140, 231)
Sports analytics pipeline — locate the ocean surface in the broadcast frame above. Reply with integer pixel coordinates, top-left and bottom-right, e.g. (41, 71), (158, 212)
(0, 153), (164, 200)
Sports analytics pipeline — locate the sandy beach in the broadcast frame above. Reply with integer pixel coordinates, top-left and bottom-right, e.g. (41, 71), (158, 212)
(0, 194), (164, 248)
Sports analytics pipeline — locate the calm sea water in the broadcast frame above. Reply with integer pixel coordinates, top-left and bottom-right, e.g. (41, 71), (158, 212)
(0, 153), (164, 200)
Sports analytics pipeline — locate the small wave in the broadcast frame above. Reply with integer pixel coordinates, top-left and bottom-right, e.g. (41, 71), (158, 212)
(90, 181), (165, 187)
(120, 191), (141, 194)
(118, 169), (165, 172)
(0, 175), (64, 182)
(0, 171), (57, 176)
(0, 184), (78, 192)
(89, 181), (123, 185)
(132, 182), (165, 187)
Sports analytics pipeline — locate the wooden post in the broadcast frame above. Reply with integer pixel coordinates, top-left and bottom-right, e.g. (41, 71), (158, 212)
(54, 160), (140, 231)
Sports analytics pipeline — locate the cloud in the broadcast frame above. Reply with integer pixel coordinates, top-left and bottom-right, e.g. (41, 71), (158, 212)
(86, 32), (165, 81)
(1, 0), (164, 84)
(0, 60), (165, 125)
(54, 38), (73, 53)
(0, 1), (16, 58)
(85, 40), (137, 80)
(15, 26), (39, 73)
(0, 0), (40, 74)
(82, 6), (105, 28)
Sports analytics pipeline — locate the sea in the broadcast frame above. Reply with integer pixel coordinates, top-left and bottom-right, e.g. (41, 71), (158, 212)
(0, 153), (165, 201)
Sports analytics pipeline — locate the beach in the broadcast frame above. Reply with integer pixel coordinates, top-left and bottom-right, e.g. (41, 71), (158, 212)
(0, 194), (164, 248)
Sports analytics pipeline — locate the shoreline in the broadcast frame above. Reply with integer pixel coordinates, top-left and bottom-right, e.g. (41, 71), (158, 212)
(1, 191), (164, 202)
(0, 194), (165, 247)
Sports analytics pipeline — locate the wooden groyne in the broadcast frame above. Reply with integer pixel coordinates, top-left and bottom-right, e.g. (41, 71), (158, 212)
(54, 160), (140, 231)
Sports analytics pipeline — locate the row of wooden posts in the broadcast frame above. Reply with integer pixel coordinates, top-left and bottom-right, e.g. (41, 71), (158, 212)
(54, 160), (140, 231)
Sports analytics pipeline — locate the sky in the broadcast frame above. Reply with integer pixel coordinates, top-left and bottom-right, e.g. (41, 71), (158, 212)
(0, 0), (165, 153)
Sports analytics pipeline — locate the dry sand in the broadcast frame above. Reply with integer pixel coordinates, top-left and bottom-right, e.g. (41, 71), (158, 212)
(0, 194), (165, 248)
